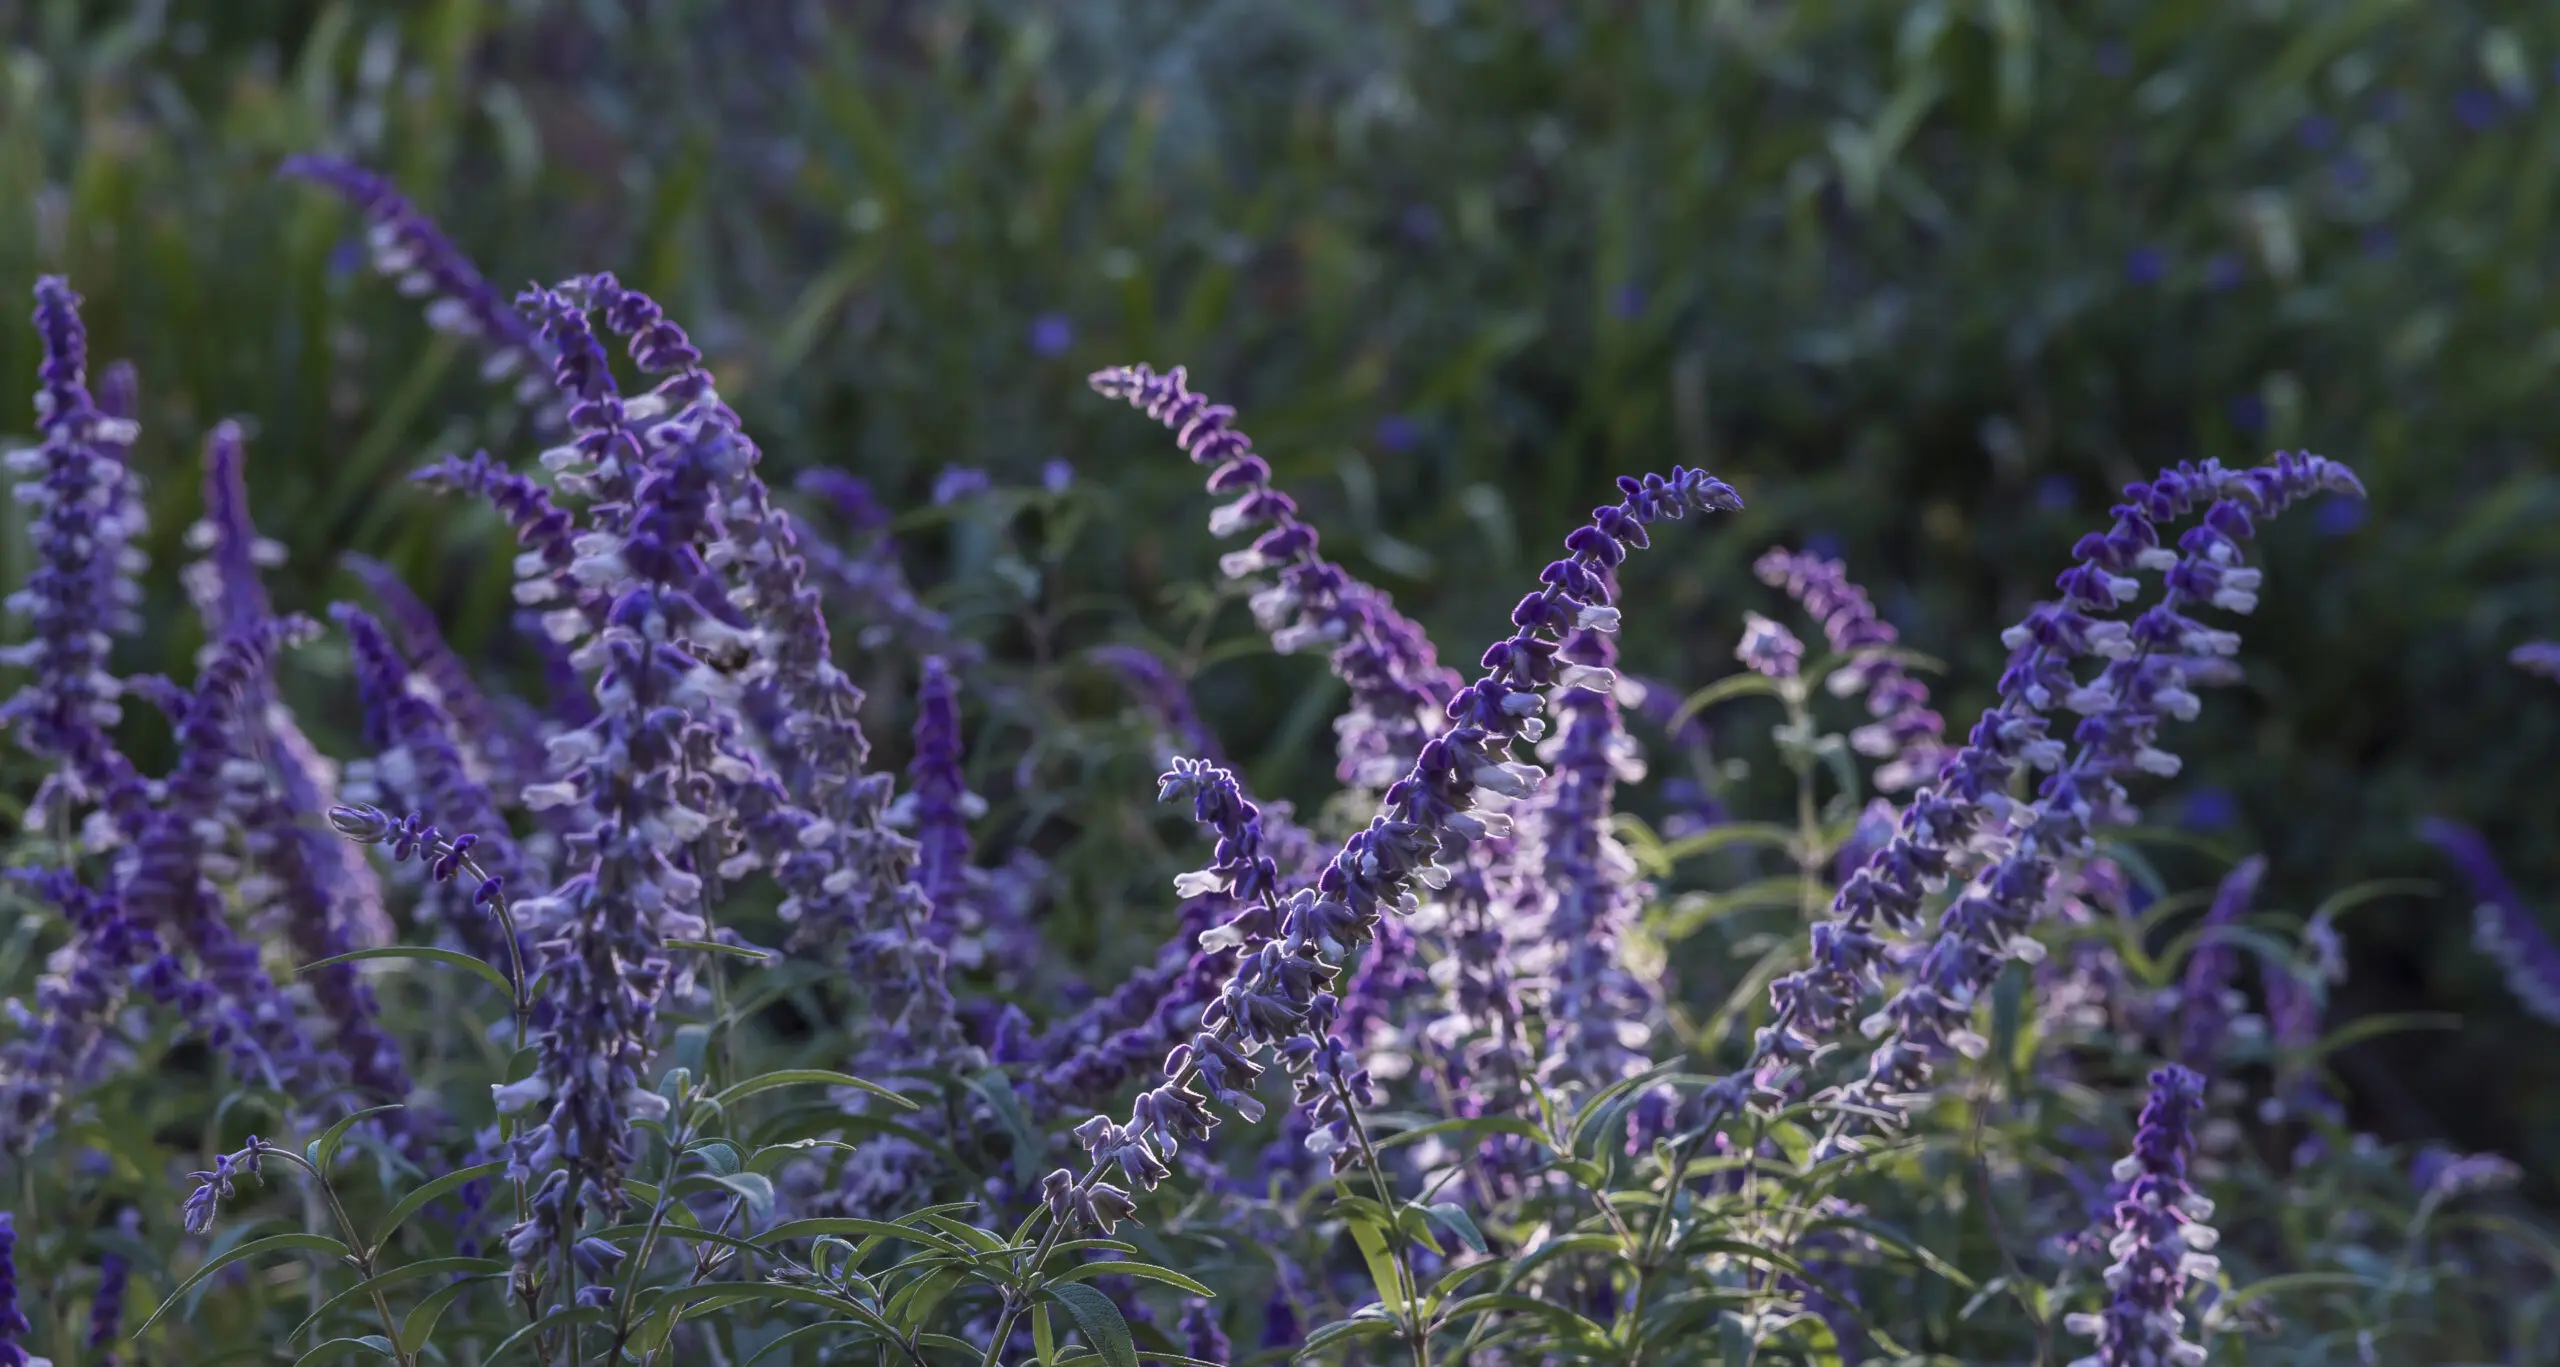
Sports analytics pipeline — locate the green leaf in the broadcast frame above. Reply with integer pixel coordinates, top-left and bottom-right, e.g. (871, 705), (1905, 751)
(371, 1160), (507, 1253)
(1046, 1282), (1140, 1367)
(1052, 1259), (1214, 1297)
(291, 1257), (507, 1340)
(1420, 1202), (1487, 1254)
(740, 1319), (883, 1367)
(1656, 821), (1800, 867)
(1298, 1311), (1400, 1355)
(485, 1305), (614, 1364)
(1371, 1113), (1551, 1155)
(760, 1216), (968, 1256)
(1656, 877), (1818, 942)
(289, 1336), (395, 1367)
(891, 1265), (966, 1330)
(711, 1068), (915, 1111)
(306, 1104), (405, 1173)
(667, 937), (770, 960)
(400, 1273), (499, 1354)
(301, 945), (514, 999)
(1345, 1213), (1410, 1318)
(138, 1233), (352, 1335)
(690, 1139), (743, 1176)
(2304, 1011), (2461, 1065)
(1033, 1303), (1058, 1365)
(1669, 672), (1781, 733)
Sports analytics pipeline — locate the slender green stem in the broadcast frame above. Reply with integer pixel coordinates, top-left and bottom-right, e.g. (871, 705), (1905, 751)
(1335, 1080), (1431, 1367)
(264, 1146), (418, 1367)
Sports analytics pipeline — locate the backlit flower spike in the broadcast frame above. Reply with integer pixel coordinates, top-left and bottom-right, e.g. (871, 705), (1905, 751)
(411, 451), (591, 645)
(2065, 1064), (2219, 1367)
(1529, 568), (1668, 1142)
(1090, 364), (1463, 788)
(277, 156), (555, 412)
(343, 553), (547, 798)
(3, 278), (136, 814)
(1039, 454), (1740, 1229)
(1754, 546), (1948, 791)
(0, 1211), (27, 1365)
(92, 358), (149, 643)
(1754, 453), (2357, 1120)
(2421, 819), (2560, 1025)
(2176, 856), (2268, 1067)
(906, 656), (979, 920)
(1735, 611), (1804, 680)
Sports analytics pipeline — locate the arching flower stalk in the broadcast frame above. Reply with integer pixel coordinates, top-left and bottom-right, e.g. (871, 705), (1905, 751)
(1753, 547), (1948, 792)
(2173, 857), (2268, 1068)
(2065, 1064), (2220, 1367)
(2421, 819), (2560, 1025)
(343, 553), (549, 799)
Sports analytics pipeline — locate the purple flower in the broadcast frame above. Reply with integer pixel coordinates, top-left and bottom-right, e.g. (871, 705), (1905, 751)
(2038, 475), (2079, 511)
(1372, 414), (1421, 454)
(2412, 1146), (2521, 1200)
(2510, 641), (2560, 683)
(2179, 786), (2238, 831)
(2203, 254), (2245, 292)
(278, 157), (555, 414)
(343, 554), (546, 797)
(1054, 383), (1741, 1228)
(1754, 546), (1948, 792)
(1752, 453), (2360, 1123)
(0, 1212), (25, 1366)
(182, 1138), (271, 1234)
(1735, 611), (1804, 679)
(1181, 1298), (1232, 1364)
(1610, 281), (1646, 319)
(2124, 248), (2166, 286)
(2314, 495), (2365, 536)
(906, 656), (977, 920)
(932, 465), (992, 505)
(2095, 42), (2132, 78)
(2176, 857), (2266, 1067)
(1043, 458), (1075, 493)
(2456, 88), (2503, 132)
(89, 1221), (131, 1355)
(1029, 312), (1075, 357)
(2422, 819), (2560, 1024)
(1398, 205), (1442, 242)
(2296, 114), (2339, 149)
(3, 278), (137, 816)
(2228, 394), (2267, 433)
(1092, 364), (1463, 788)
(2362, 225), (2398, 259)
(1093, 644), (1223, 766)
(2066, 1065), (2218, 1367)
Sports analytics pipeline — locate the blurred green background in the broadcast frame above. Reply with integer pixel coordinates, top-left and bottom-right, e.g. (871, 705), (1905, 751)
(2, 1), (2555, 1181)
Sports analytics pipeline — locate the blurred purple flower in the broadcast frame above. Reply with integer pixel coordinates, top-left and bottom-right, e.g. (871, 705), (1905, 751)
(2369, 88), (2406, 123)
(2331, 155), (2371, 192)
(2203, 254), (2245, 292)
(2413, 1146), (2521, 1200)
(1029, 312), (1075, 357)
(1373, 414), (1421, 454)
(2177, 856), (2267, 1067)
(2179, 787), (2238, 831)
(2296, 115), (2338, 149)
(0, 1213), (26, 1365)
(2228, 394), (2267, 433)
(1043, 458), (1075, 493)
(2456, 89), (2503, 131)
(2096, 42), (2132, 78)
(2513, 642), (2560, 682)
(2362, 225), (2398, 259)
(2124, 248), (2167, 286)
(1736, 611), (1803, 680)
(2315, 495), (2366, 536)
(1611, 282), (1645, 319)
(933, 465), (992, 506)
(1399, 205), (1442, 242)
(2038, 475), (2078, 511)
(2422, 819), (2560, 1024)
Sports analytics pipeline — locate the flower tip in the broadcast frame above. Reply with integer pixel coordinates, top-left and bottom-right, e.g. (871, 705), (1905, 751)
(327, 803), (396, 843)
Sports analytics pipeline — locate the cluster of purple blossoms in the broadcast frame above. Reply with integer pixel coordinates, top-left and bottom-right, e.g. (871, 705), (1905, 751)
(2422, 819), (2560, 1024)
(1735, 611), (1805, 680)
(0, 1212), (24, 1367)
(2514, 641), (2560, 683)
(1750, 453), (2360, 1127)
(1043, 394), (1742, 1230)
(343, 553), (550, 800)
(2066, 1065), (2220, 1367)
(1754, 547), (1947, 792)
(788, 470), (977, 664)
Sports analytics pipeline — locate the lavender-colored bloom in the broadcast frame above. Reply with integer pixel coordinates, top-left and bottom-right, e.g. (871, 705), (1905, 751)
(1610, 281), (1646, 319)
(799, 468), (891, 533)
(2421, 819), (2560, 1024)
(906, 656), (977, 920)
(2179, 787), (2238, 831)
(1092, 644), (1222, 766)
(1092, 364), (1463, 789)
(278, 157), (554, 411)
(2095, 42), (2132, 78)
(2511, 641), (2560, 682)
(1755, 546), (1948, 792)
(2314, 495), (2365, 536)
(3, 278), (135, 814)
(2412, 1147), (2521, 1200)
(1752, 453), (2360, 1123)
(2124, 248), (2166, 286)
(2038, 475), (2078, 511)
(788, 506), (979, 663)
(0, 1212), (24, 1366)
(1735, 611), (1803, 679)
(90, 1230), (131, 1356)
(414, 451), (588, 644)
(1527, 577), (1665, 1140)
(1029, 312), (1075, 357)
(1835, 799), (1897, 887)
(343, 554), (546, 797)
(2065, 1065), (2218, 1367)
(2456, 88), (2503, 132)
(1043, 458), (1075, 493)
(1181, 1298), (1232, 1365)
(335, 604), (527, 968)
(1372, 414), (1421, 454)
(933, 465), (992, 505)
(2296, 114), (2339, 149)
(181, 1137), (270, 1234)
(2203, 253), (2245, 292)
(2175, 857), (2266, 1067)
(1052, 389), (1740, 1229)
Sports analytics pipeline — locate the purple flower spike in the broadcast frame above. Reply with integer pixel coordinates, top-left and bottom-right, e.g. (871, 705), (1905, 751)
(0, 869), (187, 1149)
(1754, 546), (1947, 792)
(2066, 1065), (2219, 1367)
(343, 554), (546, 797)
(3, 278), (137, 815)
(2513, 641), (2560, 683)
(1181, 1298), (1232, 1365)
(0, 1212), (26, 1366)
(90, 1222), (132, 1355)
(2422, 819), (2560, 1024)
(1091, 364), (1464, 787)
(1093, 644), (1223, 766)
(907, 656), (977, 919)
(278, 157), (555, 414)
(2176, 856), (2267, 1067)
